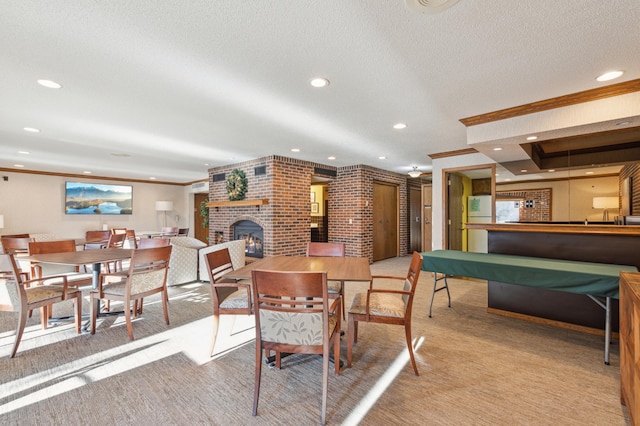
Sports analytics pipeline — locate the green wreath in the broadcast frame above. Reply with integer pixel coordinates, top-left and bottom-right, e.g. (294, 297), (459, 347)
(226, 169), (247, 201)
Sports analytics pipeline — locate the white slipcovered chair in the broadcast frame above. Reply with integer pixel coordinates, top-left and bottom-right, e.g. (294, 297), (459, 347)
(199, 240), (246, 282)
(167, 237), (207, 286)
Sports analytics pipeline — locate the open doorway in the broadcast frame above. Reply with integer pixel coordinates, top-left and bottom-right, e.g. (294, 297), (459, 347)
(442, 164), (496, 250)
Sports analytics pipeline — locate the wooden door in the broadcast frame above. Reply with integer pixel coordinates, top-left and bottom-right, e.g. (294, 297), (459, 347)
(422, 184), (432, 252)
(447, 174), (464, 250)
(194, 193), (209, 244)
(409, 186), (422, 253)
(373, 182), (398, 261)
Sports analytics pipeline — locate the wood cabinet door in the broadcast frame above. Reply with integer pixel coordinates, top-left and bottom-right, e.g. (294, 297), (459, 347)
(373, 182), (398, 261)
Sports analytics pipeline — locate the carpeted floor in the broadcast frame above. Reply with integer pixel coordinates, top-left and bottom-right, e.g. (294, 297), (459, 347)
(0, 255), (632, 425)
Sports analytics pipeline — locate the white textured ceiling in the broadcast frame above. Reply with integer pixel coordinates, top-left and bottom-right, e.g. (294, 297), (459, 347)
(1, 0), (639, 183)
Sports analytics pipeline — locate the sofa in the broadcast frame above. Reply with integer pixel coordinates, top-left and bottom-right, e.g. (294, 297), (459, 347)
(166, 236), (208, 286)
(198, 240), (246, 282)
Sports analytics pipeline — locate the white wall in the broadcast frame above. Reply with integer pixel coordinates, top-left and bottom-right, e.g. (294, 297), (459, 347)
(0, 171), (194, 239)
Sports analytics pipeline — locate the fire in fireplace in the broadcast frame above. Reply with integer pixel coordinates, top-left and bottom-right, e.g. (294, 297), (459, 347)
(233, 220), (264, 258)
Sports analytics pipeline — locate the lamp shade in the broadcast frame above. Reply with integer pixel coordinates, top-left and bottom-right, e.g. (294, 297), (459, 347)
(0, 214), (4, 229)
(408, 167), (422, 178)
(592, 197), (618, 209)
(155, 201), (174, 211)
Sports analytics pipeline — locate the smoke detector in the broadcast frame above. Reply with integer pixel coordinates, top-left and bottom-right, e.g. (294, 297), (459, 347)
(405, 0), (460, 14)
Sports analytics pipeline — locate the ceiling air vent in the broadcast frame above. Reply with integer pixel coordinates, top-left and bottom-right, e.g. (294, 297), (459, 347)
(405, 0), (460, 14)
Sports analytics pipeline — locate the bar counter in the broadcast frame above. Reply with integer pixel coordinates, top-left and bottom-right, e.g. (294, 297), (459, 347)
(464, 222), (640, 333)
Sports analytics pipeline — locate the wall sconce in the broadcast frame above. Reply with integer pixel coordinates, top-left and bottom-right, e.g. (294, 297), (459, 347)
(592, 197), (618, 221)
(155, 201), (174, 227)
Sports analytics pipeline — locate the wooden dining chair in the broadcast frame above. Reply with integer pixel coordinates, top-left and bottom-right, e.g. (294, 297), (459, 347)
(306, 242), (346, 319)
(251, 269), (341, 425)
(1, 236), (34, 280)
(203, 248), (252, 356)
(159, 227), (179, 237)
(124, 229), (138, 249)
(0, 253), (82, 357)
(84, 230), (112, 249)
(137, 237), (171, 248)
(90, 245), (172, 340)
(347, 251), (423, 376)
(133, 237), (171, 315)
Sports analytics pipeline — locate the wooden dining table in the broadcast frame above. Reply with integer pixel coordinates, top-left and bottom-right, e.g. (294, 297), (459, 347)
(23, 247), (135, 329)
(224, 255), (372, 283)
(23, 247), (134, 289)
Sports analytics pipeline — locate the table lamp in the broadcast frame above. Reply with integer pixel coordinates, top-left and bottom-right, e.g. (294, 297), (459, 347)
(155, 201), (173, 227)
(592, 197), (618, 221)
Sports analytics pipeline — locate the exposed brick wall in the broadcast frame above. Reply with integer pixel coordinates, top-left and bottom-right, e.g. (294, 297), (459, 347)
(497, 188), (552, 221)
(209, 157), (408, 263)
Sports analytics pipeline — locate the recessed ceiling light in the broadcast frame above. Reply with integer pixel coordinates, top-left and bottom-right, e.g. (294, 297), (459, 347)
(378, 156), (386, 160)
(520, 169), (528, 173)
(493, 147), (503, 151)
(548, 169), (555, 173)
(327, 156), (336, 160)
(505, 178), (511, 182)
(596, 70), (624, 82)
(83, 171), (92, 174)
(393, 123), (407, 130)
(18, 151), (30, 155)
(149, 177), (157, 180)
(526, 135), (538, 141)
(585, 171), (594, 175)
(310, 78), (329, 88)
(14, 164), (24, 168)
(495, 173), (500, 177)
(37, 79), (62, 89)
(23, 127), (40, 133)
(204, 163), (210, 166)
(291, 148), (300, 152)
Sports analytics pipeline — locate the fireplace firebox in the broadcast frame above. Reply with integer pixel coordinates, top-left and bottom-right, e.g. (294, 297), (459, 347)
(233, 220), (263, 258)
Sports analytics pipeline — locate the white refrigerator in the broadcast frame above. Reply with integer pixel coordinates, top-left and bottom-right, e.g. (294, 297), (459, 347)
(467, 195), (492, 253)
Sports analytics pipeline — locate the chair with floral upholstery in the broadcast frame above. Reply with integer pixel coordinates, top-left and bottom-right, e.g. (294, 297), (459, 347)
(0, 253), (82, 357)
(307, 242), (346, 319)
(251, 269), (341, 425)
(90, 245), (172, 340)
(347, 251), (423, 376)
(203, 248), (252, 356)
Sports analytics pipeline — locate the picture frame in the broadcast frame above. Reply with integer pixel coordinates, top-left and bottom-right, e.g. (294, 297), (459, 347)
(311, 202), (319, 213)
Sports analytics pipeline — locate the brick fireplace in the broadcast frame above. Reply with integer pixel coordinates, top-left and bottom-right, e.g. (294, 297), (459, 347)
(207, 155), (409, 262)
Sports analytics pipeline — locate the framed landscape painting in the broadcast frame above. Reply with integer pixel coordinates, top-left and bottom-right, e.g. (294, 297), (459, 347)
(65, 181), (133, 215)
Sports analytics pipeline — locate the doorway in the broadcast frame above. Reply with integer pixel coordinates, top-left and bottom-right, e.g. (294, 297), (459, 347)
(194, 193), (209, 244)
(373, 181), (398, 261)
(422, 184), (432, 252)
(442, 164), (496, 250)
